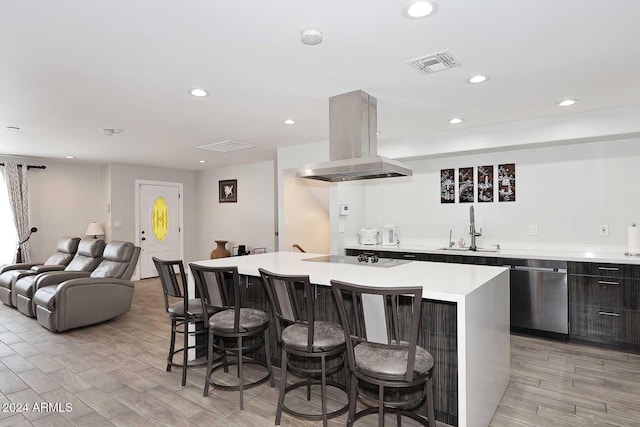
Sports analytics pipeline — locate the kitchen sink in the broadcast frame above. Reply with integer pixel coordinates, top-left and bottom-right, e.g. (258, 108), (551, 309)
(437, 247), (500, 253)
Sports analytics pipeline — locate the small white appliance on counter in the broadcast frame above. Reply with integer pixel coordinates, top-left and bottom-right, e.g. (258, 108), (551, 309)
(381, 223), (399, 246)
(358, 227), (379, 245)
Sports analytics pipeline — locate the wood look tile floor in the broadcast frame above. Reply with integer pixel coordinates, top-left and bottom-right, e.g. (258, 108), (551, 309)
(1, 278), (639, 426)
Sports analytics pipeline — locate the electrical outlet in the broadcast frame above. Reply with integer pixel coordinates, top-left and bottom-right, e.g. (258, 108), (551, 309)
(599, 224), (609, 236)
(529, 224), (538, 235)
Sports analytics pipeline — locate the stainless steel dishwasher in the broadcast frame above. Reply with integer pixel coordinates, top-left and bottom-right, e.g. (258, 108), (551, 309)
(504, 258), (568, 338)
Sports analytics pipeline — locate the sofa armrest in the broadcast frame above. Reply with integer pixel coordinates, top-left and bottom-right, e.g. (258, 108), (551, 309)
(51, 279), (134, 332)
(34, 271), (91, 291)
(30, 265), (66, 273)
(1, 263), (39, 274)
(58, 277), (134, 289)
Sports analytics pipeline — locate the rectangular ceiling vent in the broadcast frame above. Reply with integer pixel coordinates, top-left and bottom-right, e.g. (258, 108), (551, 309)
(197, 140), (259, 153)
(407, 50), (462, 75)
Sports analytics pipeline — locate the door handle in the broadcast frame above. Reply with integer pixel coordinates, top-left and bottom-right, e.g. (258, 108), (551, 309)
(598, 311), (620, 317)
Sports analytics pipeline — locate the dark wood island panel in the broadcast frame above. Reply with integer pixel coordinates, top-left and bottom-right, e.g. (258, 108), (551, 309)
(241, 275), (459, 426)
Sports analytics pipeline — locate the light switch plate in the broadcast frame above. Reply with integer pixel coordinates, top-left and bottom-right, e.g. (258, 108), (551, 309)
(529, 224), (538, 235)
(338, 223), (345, 233)
(599, 224), (609, 236)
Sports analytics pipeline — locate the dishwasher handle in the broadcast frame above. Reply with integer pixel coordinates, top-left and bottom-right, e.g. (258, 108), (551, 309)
(508, 265), (568, 273)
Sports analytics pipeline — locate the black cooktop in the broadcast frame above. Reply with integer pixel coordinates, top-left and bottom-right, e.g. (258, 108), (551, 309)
(302, 255), (411, 268)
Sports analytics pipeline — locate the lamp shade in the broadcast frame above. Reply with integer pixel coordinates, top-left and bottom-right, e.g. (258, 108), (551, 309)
(85, 222), (105, 237)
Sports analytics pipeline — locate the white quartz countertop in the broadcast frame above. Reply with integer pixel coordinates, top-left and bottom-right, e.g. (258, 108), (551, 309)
(190, 251), (508, 304)
(345, 243), (640, 265)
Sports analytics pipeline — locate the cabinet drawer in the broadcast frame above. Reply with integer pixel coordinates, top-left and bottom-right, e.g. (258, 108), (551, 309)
(569, 304), (624, 343)
(570, 276), (640, 311)
(424, 253), (447, 263)
(569, 262), (640, 279)
(386, 251), (426, 261)
(569, 276), (622, 310)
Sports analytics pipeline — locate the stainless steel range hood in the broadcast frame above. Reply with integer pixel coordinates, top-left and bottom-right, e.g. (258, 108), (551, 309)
(297, 90), (412, 182)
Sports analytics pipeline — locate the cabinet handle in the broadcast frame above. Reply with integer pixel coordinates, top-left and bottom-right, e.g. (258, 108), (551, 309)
(598, 266), (619, 271)
(598, 280), (619, 286)
(403, 254), (417, 258)
(598, 311), (620, 317)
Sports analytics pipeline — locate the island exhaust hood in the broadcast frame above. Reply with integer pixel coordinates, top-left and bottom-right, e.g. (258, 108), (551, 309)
(296, 90), (412, 182)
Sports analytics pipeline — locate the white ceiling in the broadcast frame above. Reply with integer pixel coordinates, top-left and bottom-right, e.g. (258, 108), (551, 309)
(1, 0), (639, 170)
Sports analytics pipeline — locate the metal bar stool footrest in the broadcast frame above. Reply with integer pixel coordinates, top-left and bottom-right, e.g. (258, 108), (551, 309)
(281, 379), (349, 421)
(206, 357), (272, 391)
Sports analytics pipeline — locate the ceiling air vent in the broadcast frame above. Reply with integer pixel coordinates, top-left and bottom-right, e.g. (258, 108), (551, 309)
(197, 140), (259, 153)
(407, 50), (461, 75)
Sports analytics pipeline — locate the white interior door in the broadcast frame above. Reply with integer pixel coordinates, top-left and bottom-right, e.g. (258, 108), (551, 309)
(138, 183), (182, 278)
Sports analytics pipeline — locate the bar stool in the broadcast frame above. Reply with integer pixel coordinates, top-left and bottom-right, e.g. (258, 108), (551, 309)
(153, 257), (209, 386)
(331, 280), (436, 427)
(259, 268), (349, 427)
(190, 264), (274, 409)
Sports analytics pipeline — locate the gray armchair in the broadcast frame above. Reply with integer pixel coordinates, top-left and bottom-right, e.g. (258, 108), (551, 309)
(14, 238), (105, 317)
(33, 241), (140, 332)
(0, 237), (80, 307)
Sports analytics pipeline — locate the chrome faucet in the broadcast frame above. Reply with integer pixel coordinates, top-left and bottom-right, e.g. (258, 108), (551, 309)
(469, 206), (482, 251)
(448, 229), (455, 247)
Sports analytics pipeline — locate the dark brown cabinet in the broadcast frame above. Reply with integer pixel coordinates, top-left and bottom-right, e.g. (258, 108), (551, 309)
(346, 248), (502, 267)
(568, 261), (640, 346)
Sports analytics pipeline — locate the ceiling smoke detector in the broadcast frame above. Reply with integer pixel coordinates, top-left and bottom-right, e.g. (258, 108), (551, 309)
(101, 129), (123, 136)
(301, 28), (323, 45)
(198, 140), (259, 153)
(407, 50), (461, 75)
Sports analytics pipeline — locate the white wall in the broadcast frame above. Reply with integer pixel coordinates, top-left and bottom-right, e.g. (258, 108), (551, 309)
(276, 141), (329, 251)
(0, 156), (102, 262)
(100, 164), (112, 241)
(282, 169), (329, 254)
(361, 137), (640, 252)
(195, 161), (275, 260)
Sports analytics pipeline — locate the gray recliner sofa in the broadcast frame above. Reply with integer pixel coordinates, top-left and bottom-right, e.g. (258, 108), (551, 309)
(33, 241), (140, 332)
(0, 237), (80, 307)
(14, 239), (105, 317)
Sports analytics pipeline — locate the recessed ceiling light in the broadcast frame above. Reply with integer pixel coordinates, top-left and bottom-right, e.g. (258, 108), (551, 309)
(301, 28), (323, 45)
(467, 75), (488, 84)
(65, 155), (76, 159)
(557, 99), (578, 107)
(283, 119), (296, 125)
(198, 160), (207, 164)
(5, 126), (20, 132)
(402, 0), (438, 19)
(449, 118), (463, 124)
(189, 88), (208, 97)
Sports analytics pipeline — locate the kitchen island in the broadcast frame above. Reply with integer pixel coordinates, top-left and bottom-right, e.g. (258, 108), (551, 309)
(189, 251), (510, 427)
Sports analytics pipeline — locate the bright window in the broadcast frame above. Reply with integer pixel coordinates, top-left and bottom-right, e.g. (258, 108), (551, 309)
(0, 172), (18, 263)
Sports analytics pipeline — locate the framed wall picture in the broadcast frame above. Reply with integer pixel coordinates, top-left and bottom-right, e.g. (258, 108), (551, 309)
(459, 167), (474, 203)
(498, 163), (516, 202)
(219, 179), (237, 203)
(440, 168), (455, 203)
(477, 165), (494, 202)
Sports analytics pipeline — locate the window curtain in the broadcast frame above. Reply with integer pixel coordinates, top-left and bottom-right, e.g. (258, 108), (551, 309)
(1, 163), (31, 262)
